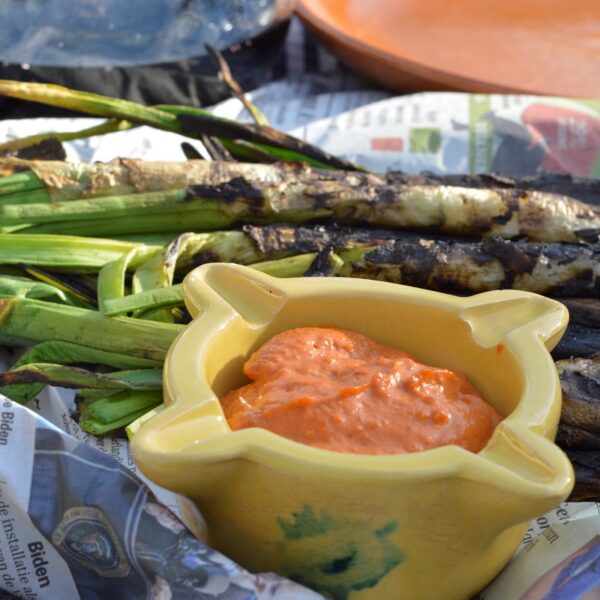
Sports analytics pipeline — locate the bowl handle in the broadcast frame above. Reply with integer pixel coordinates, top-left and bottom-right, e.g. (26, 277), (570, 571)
(461, 290), (568, 351)
(183, 263), (287, 326)
(462, 290), (573, 517)
(481, 421), (574, 517)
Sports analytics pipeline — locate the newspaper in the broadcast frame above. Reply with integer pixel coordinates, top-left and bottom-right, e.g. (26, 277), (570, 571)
(1, 84), (600, 599)
(25, 387), (193, 529)
(227, 84), (600, 177)
(2, 80), (599, 177)
(0, 396), (324, 600)
(477, 503), (600, 599)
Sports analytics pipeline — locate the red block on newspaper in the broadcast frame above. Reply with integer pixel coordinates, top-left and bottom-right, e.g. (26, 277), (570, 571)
(371, 137), (404, 151)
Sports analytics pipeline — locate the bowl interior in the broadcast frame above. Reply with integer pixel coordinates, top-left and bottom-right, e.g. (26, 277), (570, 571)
(204, 292), (524, 420)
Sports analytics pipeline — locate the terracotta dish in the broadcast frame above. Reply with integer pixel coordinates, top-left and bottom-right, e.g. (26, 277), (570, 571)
(296, 0), (600, 96)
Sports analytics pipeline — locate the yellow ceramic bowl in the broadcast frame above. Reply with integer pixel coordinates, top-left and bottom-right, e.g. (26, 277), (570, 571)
(132, 263), (574, 600)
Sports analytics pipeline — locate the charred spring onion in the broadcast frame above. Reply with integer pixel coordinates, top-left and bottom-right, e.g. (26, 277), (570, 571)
(0, 78), (598, 501)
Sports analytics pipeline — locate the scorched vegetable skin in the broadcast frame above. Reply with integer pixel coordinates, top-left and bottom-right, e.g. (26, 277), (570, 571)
(220, 327), (502, 454)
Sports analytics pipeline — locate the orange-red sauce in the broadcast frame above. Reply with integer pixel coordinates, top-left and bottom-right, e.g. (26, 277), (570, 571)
(220, 327), (502, 455)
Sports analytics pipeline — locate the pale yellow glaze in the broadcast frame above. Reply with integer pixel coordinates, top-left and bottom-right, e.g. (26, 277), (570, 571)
(132, 263), (574, 600)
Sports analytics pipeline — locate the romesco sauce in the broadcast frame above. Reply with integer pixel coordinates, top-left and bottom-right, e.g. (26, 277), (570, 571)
(220, 327), (502, 455)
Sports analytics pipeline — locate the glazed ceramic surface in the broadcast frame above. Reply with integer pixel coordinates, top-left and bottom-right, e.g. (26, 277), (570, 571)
(133, 263), (574, 600)
(297, 0), (600, 97)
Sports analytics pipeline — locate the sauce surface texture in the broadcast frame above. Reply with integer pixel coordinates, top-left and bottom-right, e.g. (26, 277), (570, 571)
(220, 327), (502, 454)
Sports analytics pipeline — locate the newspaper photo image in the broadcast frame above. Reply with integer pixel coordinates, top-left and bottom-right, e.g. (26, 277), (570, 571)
(520, 535), (600, 599)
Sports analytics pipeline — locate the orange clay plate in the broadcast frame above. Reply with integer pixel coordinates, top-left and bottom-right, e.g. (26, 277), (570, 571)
(296, 0), (600, 96)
